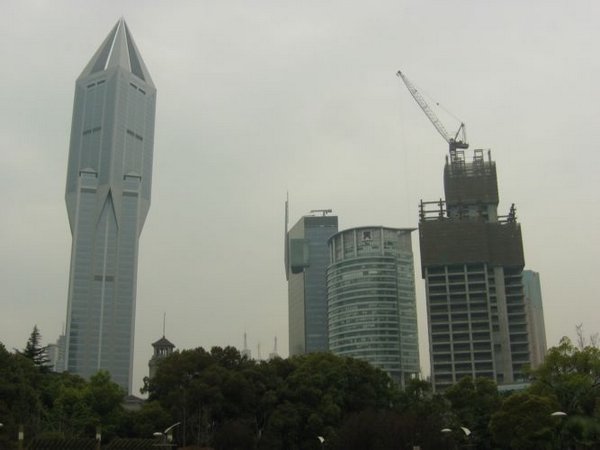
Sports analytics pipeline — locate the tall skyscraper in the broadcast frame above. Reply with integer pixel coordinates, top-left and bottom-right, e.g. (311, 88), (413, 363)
(64, 19), (156, 392)
(327, 226), (420, 385)
(522, 270), (547, 368)
(420, 150), (530, 391)
(285, 205), (338, 356)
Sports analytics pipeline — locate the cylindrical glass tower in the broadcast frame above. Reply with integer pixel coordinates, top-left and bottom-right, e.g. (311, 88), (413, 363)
(327, 227), (420, 385)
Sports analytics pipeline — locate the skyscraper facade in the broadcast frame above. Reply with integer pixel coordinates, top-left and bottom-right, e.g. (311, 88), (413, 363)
(64, 19), (156, 392)
(285, 209), (338, 356)
(420, 150), (530, 391)
(522, 270), (547, 368)
(327, 226), (420, 385)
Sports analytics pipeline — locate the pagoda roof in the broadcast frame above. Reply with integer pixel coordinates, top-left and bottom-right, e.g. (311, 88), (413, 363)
(152, 336), (175, 348)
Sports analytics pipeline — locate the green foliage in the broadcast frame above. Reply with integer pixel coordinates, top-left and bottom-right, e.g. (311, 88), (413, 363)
(6, 334), (600, 449)
(146, 348), (397, 449)
(213, 419), (257, 450)
(489, 392), (556, 449)
(18, 325), (51, 371)
(0, 340), (44, 438)
(395, 378), (451, 449)
(530, 336), (600, 415)
(118, 401), (172, 439)
(444, 376), (500, 449)
(331, 409), (438, 450)
(528, 336), (600, 447)
(0, 340), (126, 446)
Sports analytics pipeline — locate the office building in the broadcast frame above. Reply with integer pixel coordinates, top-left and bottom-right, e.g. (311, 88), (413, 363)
(327, 226), (420, 385)
(420, 150), (530, 391)
(46, 334), (66, 373)
(64, 19), (157, 392)
(523, 270), (547, 368)
(285, 206), (338, 355)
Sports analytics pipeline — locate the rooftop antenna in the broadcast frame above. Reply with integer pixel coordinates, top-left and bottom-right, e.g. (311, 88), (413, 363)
(310, 209), (333, 216)
(243, 332), (248, 351)
(162, 313), (166, 337)
(273, 336), (278, 353)
(257, 342), (262, 360)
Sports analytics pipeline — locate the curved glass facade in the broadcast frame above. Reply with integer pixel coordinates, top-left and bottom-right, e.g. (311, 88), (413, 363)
(327, 227), (420, 385)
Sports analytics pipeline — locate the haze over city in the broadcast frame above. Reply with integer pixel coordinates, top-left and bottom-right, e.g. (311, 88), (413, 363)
(1, 0), (599, 394)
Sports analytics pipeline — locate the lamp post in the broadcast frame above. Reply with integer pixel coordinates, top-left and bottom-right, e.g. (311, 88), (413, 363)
(551, 411), (567, 450)
(441, 426), (471, 449)
(441, 428), (453, 450)
(317, 435), (325, 449)
(95, 425), (101, 450)
(153, 422), (181, 447)
(18, 425), (24, 450)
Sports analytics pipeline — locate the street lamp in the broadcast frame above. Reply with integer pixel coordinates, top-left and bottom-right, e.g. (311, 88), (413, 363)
(551, 412), (567, 450)
(317, 435), (325, 448)
(153, 422), (181, 447)
(441, 427), (471, 436)
(95, 426), (101, 450)
(441, 427), (471, 450)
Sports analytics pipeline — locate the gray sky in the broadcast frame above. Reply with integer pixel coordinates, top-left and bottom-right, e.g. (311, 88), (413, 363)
(1, 0), (599, 394)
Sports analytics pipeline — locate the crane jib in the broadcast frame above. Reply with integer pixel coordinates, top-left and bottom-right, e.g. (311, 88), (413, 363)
(396, 70), (468, 153)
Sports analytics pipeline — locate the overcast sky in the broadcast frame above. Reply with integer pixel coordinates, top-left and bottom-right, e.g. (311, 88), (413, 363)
(1, 0), (599, 394)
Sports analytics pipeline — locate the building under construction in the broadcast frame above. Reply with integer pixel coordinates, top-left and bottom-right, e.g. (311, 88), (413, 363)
(420, 149), (530, 390)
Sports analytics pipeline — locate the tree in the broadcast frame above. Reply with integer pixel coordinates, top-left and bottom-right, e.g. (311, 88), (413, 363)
(489, 392), (556, 449)
(444, 376), (500, 449)
(146, 349), (398, 450)
(575, 323), (599, 349)
(528, 336), (600, 448)
(18, 325), (50, 371)
(118, 400), (172, 440)
(529, 336), (600, 415)
(395, 378), (451, 449)
(258, 353), (396, 449)
(0, 340), (45, 443)
(331, 408), (442, 450)
(145, 346), (258, 447)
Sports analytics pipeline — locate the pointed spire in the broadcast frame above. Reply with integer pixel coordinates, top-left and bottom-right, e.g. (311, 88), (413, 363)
(79, 18), (154, 86)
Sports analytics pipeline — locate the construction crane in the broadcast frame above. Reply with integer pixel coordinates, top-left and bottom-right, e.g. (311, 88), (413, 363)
(396, 70), (468, 160)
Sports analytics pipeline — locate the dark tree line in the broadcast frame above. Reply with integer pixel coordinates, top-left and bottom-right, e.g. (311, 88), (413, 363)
(2, 329), (600, 449)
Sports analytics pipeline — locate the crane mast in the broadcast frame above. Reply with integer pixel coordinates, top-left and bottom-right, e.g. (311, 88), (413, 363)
(397, 70), (468, 161)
